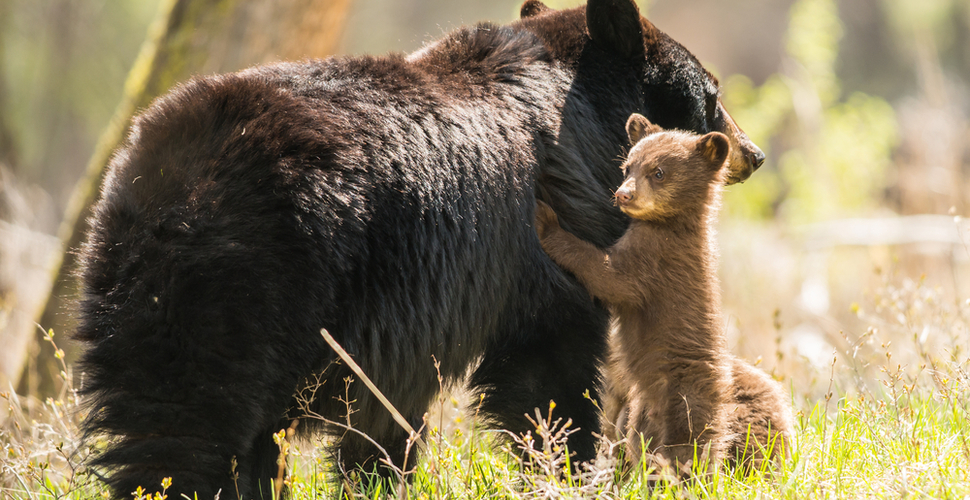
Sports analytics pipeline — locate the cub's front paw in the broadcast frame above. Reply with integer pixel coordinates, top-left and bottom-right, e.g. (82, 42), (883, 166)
(534, 200), (560, 240)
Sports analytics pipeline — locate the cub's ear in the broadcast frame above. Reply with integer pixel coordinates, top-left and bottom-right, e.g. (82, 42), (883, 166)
(520, 0), (550, 18)
(587, 0), (645, 59)
(697, 132), (731, 169)
(626, 113), (662, 145)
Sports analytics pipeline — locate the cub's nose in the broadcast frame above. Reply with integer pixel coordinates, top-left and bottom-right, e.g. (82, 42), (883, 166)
(615, 187), (633, 204)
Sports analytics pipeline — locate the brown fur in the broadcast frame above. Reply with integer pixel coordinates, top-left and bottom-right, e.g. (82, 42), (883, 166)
(535, 113), (791, 476)
(724, 357), (793, 469)
(519, 0), (550, 18)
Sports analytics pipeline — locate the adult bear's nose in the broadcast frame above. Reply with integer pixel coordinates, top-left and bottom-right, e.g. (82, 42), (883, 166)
(749, 146), (766, 170)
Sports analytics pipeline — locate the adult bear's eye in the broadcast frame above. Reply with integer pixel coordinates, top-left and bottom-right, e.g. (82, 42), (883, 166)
(653, 168), (664, 181)
(705, 92), (719, 130)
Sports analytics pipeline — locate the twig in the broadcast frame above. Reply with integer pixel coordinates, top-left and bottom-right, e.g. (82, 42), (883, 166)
(320, 328), (427, 451)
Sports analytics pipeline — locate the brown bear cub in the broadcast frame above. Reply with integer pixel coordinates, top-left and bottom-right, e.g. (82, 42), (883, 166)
(534, 113), (792, 476)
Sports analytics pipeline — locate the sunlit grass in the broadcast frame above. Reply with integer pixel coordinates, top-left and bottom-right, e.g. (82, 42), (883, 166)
(3, 276), (969, 499)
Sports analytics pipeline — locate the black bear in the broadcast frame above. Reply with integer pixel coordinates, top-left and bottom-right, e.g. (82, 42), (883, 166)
(74, 0), (764, 498)
(535, 113), (791, 477)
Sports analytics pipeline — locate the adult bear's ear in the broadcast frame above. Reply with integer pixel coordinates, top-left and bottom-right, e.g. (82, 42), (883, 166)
(698, 132), (731, 169)
(520, 0), (549, 18)
(587, 0), (645, 59)
(626, 113), (661, 145)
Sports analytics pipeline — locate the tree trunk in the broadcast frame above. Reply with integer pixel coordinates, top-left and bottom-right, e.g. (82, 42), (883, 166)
(0, 0), (17, 170)
(19, 0), (353, 397)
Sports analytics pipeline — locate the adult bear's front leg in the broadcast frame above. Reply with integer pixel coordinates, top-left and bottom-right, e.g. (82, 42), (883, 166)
(469, 275), (609, 464)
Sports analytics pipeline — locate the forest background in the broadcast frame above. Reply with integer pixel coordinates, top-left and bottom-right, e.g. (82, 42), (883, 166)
(1, 0), (969, 496)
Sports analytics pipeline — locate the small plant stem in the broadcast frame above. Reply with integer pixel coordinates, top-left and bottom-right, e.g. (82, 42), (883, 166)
(320, 328), (427, 451)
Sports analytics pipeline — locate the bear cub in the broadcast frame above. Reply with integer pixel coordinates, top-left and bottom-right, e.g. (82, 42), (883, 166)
(534, 113), (792, 476)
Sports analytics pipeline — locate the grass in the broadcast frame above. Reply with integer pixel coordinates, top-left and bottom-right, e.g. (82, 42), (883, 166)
(2, 276), (969, 499)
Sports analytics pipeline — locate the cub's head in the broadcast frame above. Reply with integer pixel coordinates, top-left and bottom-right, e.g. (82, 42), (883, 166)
(614, 113), (729, 222)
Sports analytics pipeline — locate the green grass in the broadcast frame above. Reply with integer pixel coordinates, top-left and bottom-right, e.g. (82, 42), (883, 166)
(3, 280), (969, 499)
(278, 384), (970, 499)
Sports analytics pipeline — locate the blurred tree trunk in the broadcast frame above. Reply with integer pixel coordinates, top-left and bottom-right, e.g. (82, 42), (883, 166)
(18, 0), (353, 397)
(0, 0), (16, 170)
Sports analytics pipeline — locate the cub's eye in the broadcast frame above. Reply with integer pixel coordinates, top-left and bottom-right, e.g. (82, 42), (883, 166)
(653, 168), (664, 181)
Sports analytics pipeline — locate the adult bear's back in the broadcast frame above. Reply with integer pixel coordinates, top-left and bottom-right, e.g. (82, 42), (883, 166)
(83, 22), (567, 378)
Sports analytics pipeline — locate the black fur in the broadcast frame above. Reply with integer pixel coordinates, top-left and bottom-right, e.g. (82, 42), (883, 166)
(75, 2), (756, 498)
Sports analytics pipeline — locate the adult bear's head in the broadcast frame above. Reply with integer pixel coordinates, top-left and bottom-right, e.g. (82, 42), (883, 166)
(518, 0), (764, 185)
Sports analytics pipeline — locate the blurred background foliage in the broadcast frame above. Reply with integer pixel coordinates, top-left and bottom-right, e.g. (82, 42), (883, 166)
(1, 0), (969, 395)
(720, 0), (901, 224)
(1, 1), (157, 213)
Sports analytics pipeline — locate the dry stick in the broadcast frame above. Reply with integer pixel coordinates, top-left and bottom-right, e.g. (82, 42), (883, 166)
(320, 328), (427, 451)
